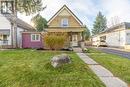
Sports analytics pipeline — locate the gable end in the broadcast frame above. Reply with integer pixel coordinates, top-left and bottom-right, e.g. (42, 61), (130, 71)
(47, 5), (83, 26)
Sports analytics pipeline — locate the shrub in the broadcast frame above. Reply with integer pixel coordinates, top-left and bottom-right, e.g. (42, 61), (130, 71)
(82, 48), (89, 53)
(43, 33), (68, 50)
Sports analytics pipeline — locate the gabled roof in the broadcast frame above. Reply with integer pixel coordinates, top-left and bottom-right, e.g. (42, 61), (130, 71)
(48, 5), (83, 25)
(3, 14), (35, 31)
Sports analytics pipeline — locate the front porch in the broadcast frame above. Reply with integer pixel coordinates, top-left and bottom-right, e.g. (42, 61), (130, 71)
(45, 31), (85, 48)
(0, 34), (11, 49)
(67, 32), (85, 47)
(0, 40), (12, 49)
(0, 29), (12, 48)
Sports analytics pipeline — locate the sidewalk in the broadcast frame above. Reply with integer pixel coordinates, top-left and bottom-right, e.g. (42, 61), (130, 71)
(74, 48), (128, 87)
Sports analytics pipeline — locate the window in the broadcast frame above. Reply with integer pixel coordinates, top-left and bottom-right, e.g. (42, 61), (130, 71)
(31, 34), (40, 41)
(3, 35), (8, 44)
(127, 33), (130, 36)
(1, 1), (13, 14)
(100, 36), (106, 42)
(61, 18), (68, 27)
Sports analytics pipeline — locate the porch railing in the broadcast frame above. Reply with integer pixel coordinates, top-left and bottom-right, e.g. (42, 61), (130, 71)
(0, 40), (8, 46)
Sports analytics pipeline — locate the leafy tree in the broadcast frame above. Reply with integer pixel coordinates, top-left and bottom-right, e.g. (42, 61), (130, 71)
(84, 27), (90, 40)
(31, 14), (48, 31)
(17, 0), (45, 15)
(92, 11), (107, 35)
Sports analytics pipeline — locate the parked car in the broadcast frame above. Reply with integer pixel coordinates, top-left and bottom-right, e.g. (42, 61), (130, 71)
(97, 40), (107, 47)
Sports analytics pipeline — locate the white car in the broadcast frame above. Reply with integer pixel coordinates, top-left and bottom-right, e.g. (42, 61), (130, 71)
(97, 40), (107, 47)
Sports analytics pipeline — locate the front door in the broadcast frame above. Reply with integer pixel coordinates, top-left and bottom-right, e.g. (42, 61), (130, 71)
(72, 34), (78, 46)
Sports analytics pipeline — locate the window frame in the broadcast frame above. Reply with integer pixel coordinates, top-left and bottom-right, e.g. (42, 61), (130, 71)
(31, 34), (40, 42)
(61, 18), (69, 27)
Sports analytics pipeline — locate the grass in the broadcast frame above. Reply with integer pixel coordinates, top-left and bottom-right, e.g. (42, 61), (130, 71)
(85, 48), (102, 53)
(0, 49), (105, 87)
(87, 48), (130, 84)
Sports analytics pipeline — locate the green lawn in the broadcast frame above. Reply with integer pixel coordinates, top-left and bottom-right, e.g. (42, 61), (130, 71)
(87, 48), (130, 84)
(0, 49), (105, 87)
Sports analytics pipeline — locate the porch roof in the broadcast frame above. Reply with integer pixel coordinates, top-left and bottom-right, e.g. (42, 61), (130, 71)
(45, 29), (84, 32)
(45, 27), (85, 32)
(0, 29), (10, 35)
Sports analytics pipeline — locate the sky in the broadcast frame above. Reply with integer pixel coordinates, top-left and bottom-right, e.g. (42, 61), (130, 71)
(18, 0), (130, 30)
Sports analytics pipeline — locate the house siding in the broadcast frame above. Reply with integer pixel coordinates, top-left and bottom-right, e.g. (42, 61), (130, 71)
(22, 33), (43, 48)
(0, 14), (12, 46)
(0, 14), (11, 29)
(92, 30), (127, 48)
(106, 30), (126, 47)
(126, 29), (130, 44)
(49, 16), (81, 27)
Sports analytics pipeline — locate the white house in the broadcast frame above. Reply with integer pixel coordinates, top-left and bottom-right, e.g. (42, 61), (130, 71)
(0, 14), (35, 48)
(92, 22), (130, 49)
(0, 0), (35, 48)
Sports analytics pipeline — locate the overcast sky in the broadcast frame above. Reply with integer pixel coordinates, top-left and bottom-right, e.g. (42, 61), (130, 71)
(18, 0), (130, 30)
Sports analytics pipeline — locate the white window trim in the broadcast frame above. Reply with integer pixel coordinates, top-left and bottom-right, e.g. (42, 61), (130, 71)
(61, 18), (69, 27)
(31, 34), (40, 42)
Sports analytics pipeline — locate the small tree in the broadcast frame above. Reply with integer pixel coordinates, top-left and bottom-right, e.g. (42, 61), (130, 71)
(84, 27), (90, 40)
(31, 14), (48, 31)
(17, 0), (45, 15)
(44, 33), (67, 50)
(92, 11), (107, 35)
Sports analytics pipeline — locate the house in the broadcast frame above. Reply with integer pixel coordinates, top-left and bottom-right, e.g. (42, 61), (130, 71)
(92, 22), (130, 49)
(22, 5), (86, 49)
(45, 5), (86, 47)
(0, 14), (35, 48)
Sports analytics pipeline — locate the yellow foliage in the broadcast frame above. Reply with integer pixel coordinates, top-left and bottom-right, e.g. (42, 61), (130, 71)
(43, 33), (68, 50)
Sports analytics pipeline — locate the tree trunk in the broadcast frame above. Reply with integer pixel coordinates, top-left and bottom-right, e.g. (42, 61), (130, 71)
(12, 0), (17, 48)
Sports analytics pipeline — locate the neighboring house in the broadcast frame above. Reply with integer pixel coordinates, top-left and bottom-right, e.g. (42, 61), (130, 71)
(92, 22), (130, 49)
(0, 14), (35, 48)
(45, 5), (86, 47)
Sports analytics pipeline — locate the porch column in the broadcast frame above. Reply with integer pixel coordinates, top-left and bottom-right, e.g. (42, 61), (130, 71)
(82, 31), (85, 41)
(81, 32), (85, 48)
(70, 31), (73, 47)
(70, 31), (73, 42)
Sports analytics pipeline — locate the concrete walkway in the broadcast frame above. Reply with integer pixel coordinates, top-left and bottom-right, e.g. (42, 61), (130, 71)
(74, 48), (128, 87)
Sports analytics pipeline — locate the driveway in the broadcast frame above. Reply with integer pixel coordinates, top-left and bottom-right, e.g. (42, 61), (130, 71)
(95, 47), (130, 59)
